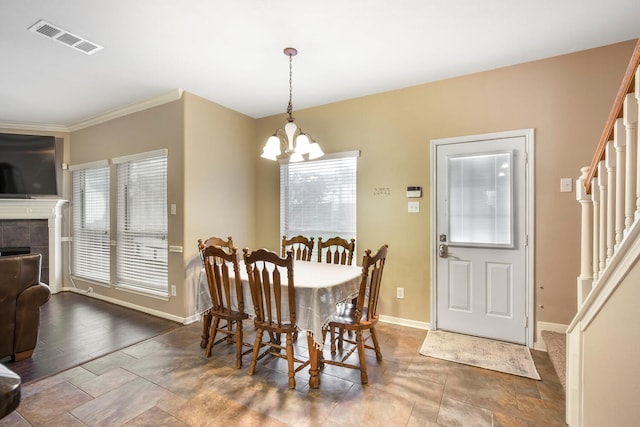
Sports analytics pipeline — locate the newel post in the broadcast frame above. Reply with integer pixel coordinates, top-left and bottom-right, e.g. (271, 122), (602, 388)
(576, 167), (594, 306)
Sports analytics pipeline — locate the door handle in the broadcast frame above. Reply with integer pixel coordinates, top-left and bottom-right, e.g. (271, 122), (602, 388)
(438, 244), (448, 258)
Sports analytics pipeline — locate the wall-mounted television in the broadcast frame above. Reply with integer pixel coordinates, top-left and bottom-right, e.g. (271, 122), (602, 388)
(0, 133), (60, 198)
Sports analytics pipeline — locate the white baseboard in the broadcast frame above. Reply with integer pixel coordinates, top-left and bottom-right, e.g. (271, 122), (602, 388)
(534, 321), (568, 351)
(60, 288), (429, 330)
(63, 287), (188, 324)
(379, 314), (430, 330)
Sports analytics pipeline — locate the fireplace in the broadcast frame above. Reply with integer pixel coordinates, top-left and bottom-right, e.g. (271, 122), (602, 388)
(0, 220), (50, 283)
(0, 199), (67, 293)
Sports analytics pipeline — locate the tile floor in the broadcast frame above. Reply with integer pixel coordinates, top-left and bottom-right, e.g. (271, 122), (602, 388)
(0, 321), (566, 426)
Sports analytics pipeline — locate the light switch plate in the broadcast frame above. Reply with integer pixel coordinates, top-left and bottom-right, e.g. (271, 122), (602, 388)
(408, 201), (420, 213)
(560, 178), (573, 193)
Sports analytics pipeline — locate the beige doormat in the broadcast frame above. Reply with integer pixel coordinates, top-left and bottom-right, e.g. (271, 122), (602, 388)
(420, 329), (541, 380)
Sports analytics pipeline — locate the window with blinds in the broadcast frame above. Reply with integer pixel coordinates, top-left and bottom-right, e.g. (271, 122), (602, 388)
(114, 150), (168, 295)
(71, 161), (110, 283)
(280, 151), (358, 244)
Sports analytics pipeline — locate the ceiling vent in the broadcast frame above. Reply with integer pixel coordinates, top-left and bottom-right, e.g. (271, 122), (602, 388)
(28, 19), (103, 55)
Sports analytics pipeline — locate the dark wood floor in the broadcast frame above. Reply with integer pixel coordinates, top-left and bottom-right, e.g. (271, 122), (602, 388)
(1, 291), (181, 384)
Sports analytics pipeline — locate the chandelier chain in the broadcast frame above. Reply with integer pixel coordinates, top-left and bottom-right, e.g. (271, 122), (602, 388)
(287, 53), (293, 121)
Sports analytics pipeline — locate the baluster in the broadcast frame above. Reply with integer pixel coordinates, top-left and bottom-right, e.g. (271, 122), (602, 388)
(624, 93), (638, 232)
(605, 141), (616, 261)
(576, 167), (593, 306)
(591, 178), (600, 281)
(636, 67), (640, 219)
(614, 119), (626, 246)
(598, 160), (607, 274)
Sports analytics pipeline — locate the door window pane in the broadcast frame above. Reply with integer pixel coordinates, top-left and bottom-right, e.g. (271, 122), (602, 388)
(448, 151), (513, 247)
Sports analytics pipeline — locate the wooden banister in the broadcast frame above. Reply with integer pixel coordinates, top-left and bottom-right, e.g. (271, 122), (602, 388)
(585, 39), (640, 194)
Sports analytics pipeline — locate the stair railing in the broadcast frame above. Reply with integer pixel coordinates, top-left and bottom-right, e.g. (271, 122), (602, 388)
(569, 39), (640, 426)
(576, 39), (640, 305)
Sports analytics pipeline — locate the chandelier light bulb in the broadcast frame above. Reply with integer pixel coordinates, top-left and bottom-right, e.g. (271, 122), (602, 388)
(261, 47), (324, 162)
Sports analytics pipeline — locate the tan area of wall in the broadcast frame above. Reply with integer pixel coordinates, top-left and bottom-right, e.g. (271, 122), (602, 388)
(582, 260), (640, 425)
(69, 100), (186, 318)
(182, 92), (257, 299)
(255, 40), (637, 326)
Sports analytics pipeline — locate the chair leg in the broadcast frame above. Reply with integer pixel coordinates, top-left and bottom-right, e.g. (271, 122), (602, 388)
(370, 327), (383, 361)
(286, 332), (296, 389)
(248, 329), (265, 375)
(235, 320), (243, 369)
(356, 330), (368, 384)
(200, 313), (212, 348)
(330, 326), (337, 354)
(338, 326), (345, 351)
(12, 349), (34, 362)
(205, 317), (221, 357)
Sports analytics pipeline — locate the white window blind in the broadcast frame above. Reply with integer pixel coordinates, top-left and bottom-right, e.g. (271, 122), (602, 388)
(280, 151), (358, 244)
(71, 161), (110, 283)
(114, 150), (168, 295)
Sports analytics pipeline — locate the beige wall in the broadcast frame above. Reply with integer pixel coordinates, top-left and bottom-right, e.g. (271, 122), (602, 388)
(182, 92), (257, 282)
(67, 94), (257, 319)
(2, 39), (635, 327)
(255, 40), (637, 326)
(69, 100), (186, 317)
(582, 259), (640, 425)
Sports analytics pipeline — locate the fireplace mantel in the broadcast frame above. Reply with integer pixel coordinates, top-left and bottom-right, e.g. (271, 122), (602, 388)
(0, 199), (68, 293)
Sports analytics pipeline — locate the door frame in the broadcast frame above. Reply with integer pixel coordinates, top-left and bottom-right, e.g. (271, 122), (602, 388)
(430, 128), (535, 347)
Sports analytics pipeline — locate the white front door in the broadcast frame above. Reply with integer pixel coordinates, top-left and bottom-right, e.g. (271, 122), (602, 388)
(431, 129), (534, 345)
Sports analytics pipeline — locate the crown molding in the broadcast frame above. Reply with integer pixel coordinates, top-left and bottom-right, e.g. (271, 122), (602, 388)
(0, 122), (70, 133)
(1, 89), (185, 134)
(68, 89), (184, 132)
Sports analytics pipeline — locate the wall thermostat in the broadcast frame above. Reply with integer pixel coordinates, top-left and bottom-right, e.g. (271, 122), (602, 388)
(406, 186), (422, 198)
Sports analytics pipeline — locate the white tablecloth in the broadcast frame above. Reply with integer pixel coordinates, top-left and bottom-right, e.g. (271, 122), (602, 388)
(194, 260), (363, 348)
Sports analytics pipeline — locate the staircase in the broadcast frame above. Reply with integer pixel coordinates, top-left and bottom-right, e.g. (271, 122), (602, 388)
(541, 330), (565, 391)
(568, 39), (640, 426)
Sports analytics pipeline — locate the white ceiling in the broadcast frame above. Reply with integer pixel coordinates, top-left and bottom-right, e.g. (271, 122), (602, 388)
(2, 0), (640, 129)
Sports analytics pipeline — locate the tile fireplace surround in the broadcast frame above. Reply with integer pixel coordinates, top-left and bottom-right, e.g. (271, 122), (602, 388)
(0, 199), (67, 293)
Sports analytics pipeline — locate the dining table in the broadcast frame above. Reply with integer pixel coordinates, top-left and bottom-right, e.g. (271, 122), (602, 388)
(194, 257), (363, 388)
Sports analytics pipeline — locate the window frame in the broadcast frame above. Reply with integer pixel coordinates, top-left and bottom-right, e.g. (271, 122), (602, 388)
(113, 149), (169, 296)
(70, 160), (111, 284)
(279, 150), (359, 249)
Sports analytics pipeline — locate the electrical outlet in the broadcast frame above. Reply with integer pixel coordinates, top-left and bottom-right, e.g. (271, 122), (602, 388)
(397, 287), (405, 299)
(171, 285), (177, 296)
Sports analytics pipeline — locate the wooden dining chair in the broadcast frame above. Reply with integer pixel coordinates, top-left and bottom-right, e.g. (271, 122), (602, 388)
(243, 248), (310, 388)
(318, 237), (357, 344)
(281, 235), (314, 261)
(321, 244), (389, 384)
(317, 237), (356, 266)
(199, 243), (252, 368)
(197, 236), (235, 349)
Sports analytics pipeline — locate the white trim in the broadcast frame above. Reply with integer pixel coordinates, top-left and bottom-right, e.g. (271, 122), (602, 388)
(430, 128), (535, 347)
(0, 90), (184, 133)
(379, 314), (430, 330)
(278, 150), (361, 164)
(569, 214), (640, 332)
(0, 122), (69, 133)
(69, 159), (110, 171)
(112, 148), (168, 164)
(68, 89), (184, 132)
(63, 288), (188, 324)
(534, 321), (568, 351)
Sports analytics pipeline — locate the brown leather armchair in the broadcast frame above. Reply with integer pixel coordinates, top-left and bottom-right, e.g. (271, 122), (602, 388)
(0, 253), (50, 361)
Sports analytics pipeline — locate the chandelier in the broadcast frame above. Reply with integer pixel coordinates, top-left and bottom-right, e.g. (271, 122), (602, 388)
(261, 47), (324, 162)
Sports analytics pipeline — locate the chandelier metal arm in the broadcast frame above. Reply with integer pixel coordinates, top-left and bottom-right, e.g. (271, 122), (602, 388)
(261, 47), (323, 162)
